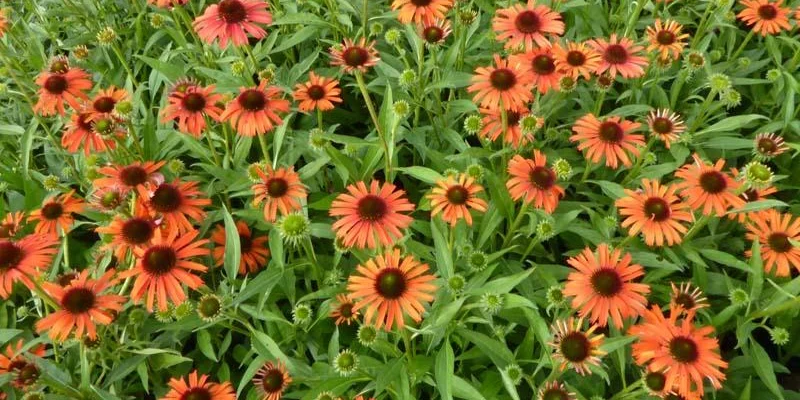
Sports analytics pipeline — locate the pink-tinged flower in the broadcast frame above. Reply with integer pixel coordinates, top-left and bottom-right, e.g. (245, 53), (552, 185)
(193, 0), (272, 47)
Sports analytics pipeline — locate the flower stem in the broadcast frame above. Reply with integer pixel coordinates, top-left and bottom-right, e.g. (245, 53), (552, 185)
(501, 203), (528, 249)
(80, 343), (91, 390)
(621, 136), (656, 186)
(205, 133), (222, 167)
(355, 71), (391, 178)
(317, 109), (324, 130)
(683, 214), (712, 241)
(257, 132), (273, 167)
(729, 30), (755, 62)
(622, 0), (646, 38)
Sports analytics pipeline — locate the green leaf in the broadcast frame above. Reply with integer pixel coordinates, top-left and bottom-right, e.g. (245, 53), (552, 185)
(221, 206), (241, 282)
(467, 268), (534, 295)
(588, 180), (627, 199)
(196, 329), (217, 361)
(694, 114), (768, 136)
(457, 329), (514, 367)
(431, 217), (454, 279)
(749, 340), (784, 400)
(21, 119), (38, 176)
(233, 266), (284, 305)
(452, 376), (487, 400)
(726, 199), (787, 214)
(252, 331), (291, 368)
(271, 26), (319, 53)
(435, 340), (454, 400)
(397, 166), (444, 184)
(0, 329), (22, 344)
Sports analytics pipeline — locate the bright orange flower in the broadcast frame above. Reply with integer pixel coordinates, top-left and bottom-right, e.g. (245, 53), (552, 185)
(670, 282), (708, 313)
(93, 161), (166, 198)
(120, 229), (209, 312)
(253, 361), (291, 400)
(252, 165), (307, 222)
(142, 179), (211, 235)
(95, 206), (160, 261)
(391, 0), (453, 24)
(330, 293), (360, 325)
(33, 58), (92, 116)
(468, 55), (533, 111)
(511, 46), (562, 94)
(479, 106), (533, 148)
(193, 0), (272, 47)
(746, 209), (800, 277)
(419, 19), (452, 46)
(0, 339), (46, 390)
(0, 234), (58, 298)
(88, 86), (129, 118)
(646, 19), (689, 61)
(161, 370), (236, 400)
(493, 0), (564, 51)
(211, 220), (269, 275)
(427, 174), (488, 226)
(0, 9), (8, 38)
(221, 80), (290, 137)
(330, 38), (380, 74)
(564, 244), (650, 328)
(728, 167), (778, 222)
(506, 150), (564, 213)
(330, 180), (415, 249)
(615, 179), (693, 247)
(61, 106), (117, 156)
(537, 380), (576, 400)
(293, 72), (342, 112)
(549, 317), (606, 375)
(646, 109), (685, 148)
(587, 34), (649, 79)
(148, 0), (188, 8)
(552, 41), (601, 80)
(0, 211), (25, 239)
(347, 249), (437, 330)
(630, 305), (727, 398)
(737, 0), (791, 36)
(29, 191), (85, 238)
(161, 84), (223, 137)
(35, 269), (124, 341)
(674, 155), (744, 216)
(570, 113), (644, 168)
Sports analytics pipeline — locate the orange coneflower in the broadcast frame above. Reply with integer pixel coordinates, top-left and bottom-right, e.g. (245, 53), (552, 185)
(88, 86), (129, 118)
(95, 206), (160, 261)
(511, 46), (562, 94)
(148, 0), (188, 8)
(753, 132), (788, 159)
(468, 55), (533, 111)
(728, 167), (778, 222)
(537, 380), (576, 400)
(0, 9), (8, 38)
(161, 370), (236, 400)
(161, 84), (223, 137)
(553, 41), (601, 80)
(33, 59), (92, 117)
(492, 0), (564, 51)
(674, 155), (745, 216)
(479, 106), (534, 147)
(330, 38), (380, 74)
(615, 179), (693, 247)
(29, 191), (85, 238)
(211, 220), (269, 275)
(330, 294), (360, 325)
(506, 150), (564, 213)
(0, 339), (46, 390)
(419, 19), (452, 46)
(0, 211), (24, 239)
(119, 229), (209, 312)
(630, 305), (727, 398)
(293, 72), (342, 112)
(330, 180), (415, 249)
(671, 282), (708, 313)
(89, 187), (126, 212)
(193, 0), (272, 47)
(93, 160), (166, 198)
(588, 34), (649, 79)
(746, 209), (800, 277)
(35, 269), (125, 341)
(391, 0), (453, 24)
(142, 179), (211, 235)
(549, 317), (606, 375)
(347, 249), (437, 330)
(737, 0), (791, 36)
(253, 362), (291, 400)
(427, 174), (488, 226)
(646, 19), (689, 61)
(61, 106), (117, 156)
(646, 109), (685, 148)
(221, 80), (290, 137)
(564, 244), (650, 328)
(571, 113), (645, 169)
(0, 234), (58, 298)
(252, 165), (307, 222)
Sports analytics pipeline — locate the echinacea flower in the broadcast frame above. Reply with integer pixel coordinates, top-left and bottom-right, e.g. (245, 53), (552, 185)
(93, 161), (166, 198)
(506, 150), (564, 213)
(193, 0), (272, 47)
(511, 46), (562, 94)
(253, 361), (291, 400)
(570, 113), (645, 168)
(252, 165), (307, 222)
(746, 209), (800, 277)
(419, 19), (452, 46)
(161, 84), (224, 137)
(537, 380), (576, 400)
(330, 294), (359, 325)
(143, 179), (211, 235)
(220, 80), (290, 137)
(753, 132), (788, 159)
(646, 109), (685, 148)
(32, 61), (92, 116)
(292, 72), (342, 112)
(330, 180), (415, 249)
(549, 317), (606, 375)
(0, 212), (24, 239)
(479, 106), (533, 147)
(671, 282), (708, 313)
(211, 220), (269, 275)
(737, 0), (791, 36)
(35, 269), (125, 341)
(61, 106), (117, 156)
(88, 86), (129, 118)
(564, 244), (650, 328)
(728, 167), (778, 222)
(0, 9), (8, 38)
(161, 370), (236, 400)
(615, 179), (693, 247)
(552, 41), (601, 80)
(427, 174), (488, 226)
(329, 38), (380, 74)
(119, 229), (209, 312)
(29, 191), (85, 238)
(468, 55), (533, 111)
(147, 0), (188, 8)
(95, 206), (160, 261)
(347, 249), (437, 330)
(391, 0), (453, 24)
(492, 0), (564, 51)
(646, 19), (689, 61)
(588, 34), (649, 79)
(0, 234), (58, 298)
(674, 155), (744, 216)
(0, 339), (46, 390)
(630, 305), (727, 398)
